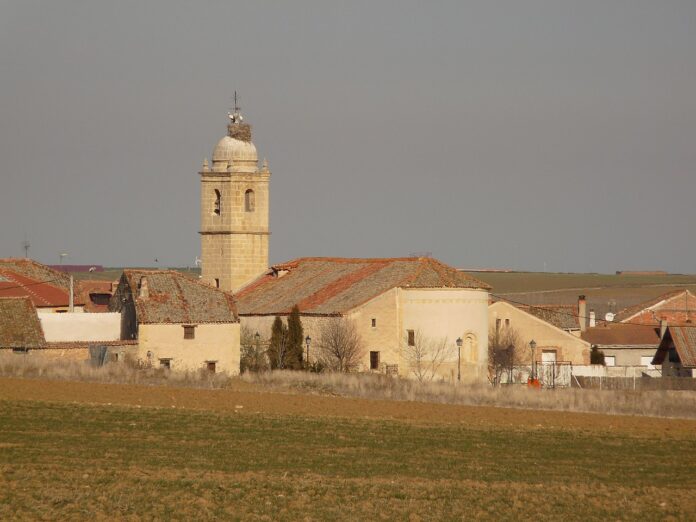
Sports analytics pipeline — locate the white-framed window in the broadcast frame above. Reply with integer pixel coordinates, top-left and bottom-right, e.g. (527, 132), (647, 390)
(640, 356), (656, 369)
(605, 355), (616, 367)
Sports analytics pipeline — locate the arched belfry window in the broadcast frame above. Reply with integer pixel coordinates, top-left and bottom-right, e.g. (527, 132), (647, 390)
(245, 189), (255, 212)
(213, 189), (221, 216)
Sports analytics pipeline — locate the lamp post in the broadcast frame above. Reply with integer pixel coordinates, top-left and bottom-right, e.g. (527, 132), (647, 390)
(456, 337), (463, 382)
(529, 339), (537, 381)
(305, 335), (311, 368)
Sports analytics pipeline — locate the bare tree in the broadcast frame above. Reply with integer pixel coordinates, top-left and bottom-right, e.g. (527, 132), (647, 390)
(403, 330), (452, 383)
(317, 317), (364, 372)
(488, 324), (524, 385)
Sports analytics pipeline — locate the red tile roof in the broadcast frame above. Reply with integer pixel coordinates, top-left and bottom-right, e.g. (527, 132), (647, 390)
(235, 257), (490, 316)
(653, 326), (696, 367)
(581, 324), (661, 347)
(614, 289), (694, 322)
(0, 259), (84, 308)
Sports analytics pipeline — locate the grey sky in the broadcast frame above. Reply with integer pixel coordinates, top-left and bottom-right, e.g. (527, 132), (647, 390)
(1, 1), (694, 273)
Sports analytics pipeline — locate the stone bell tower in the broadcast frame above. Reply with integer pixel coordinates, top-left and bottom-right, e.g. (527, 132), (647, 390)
(199, 99), (270, 292)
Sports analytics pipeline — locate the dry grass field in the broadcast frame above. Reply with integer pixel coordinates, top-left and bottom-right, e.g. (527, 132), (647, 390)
(1, 377), (695, 520)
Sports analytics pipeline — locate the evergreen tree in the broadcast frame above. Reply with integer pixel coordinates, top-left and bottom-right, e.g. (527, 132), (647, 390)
(590, 345), (606, 365)
(286, 305), (304, 370)
(268, 316), (289, 370)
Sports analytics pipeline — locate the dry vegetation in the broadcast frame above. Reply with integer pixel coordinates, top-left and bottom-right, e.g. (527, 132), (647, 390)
(2, 355), (696, 420)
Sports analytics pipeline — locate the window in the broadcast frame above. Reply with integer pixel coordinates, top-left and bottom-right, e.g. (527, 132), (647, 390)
(604, 355), (616, 367)
(159, 358), (171, 370)
(505, 319), (510, 327)
(110, 352), (119, 362)
(206, 361), (217, 373)
(370, 351), (380, 370)
(495, 318), (501, 330)
(213, 189), (221, 215)
(214, 278), (220, 289)
(407, 330), (415, 346)
(640, 356), (656, 369)
(244, 189), (255, 212)
(183, 325), (196, 339)
(371, 318), (376, 328)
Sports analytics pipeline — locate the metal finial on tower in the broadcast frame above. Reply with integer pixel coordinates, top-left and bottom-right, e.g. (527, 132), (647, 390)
(228, 91), (244, 124)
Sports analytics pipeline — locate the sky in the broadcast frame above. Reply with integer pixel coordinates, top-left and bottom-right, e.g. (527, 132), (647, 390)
(1, 1), (694, 273)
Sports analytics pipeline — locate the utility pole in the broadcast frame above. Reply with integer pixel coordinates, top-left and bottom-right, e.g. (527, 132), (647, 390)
(69, 275), (74, 313)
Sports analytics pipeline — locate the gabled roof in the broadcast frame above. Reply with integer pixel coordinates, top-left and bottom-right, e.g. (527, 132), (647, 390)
(581, 324), (661, 347)
(235, 257), (490, 316)
(614, 289), (694, 322)
(0, 297), (45, 348)
(517, 304), (580, 331)
(0, 258), (84, 308)
(653, 326), (696, 367)
(117, 270), (238, 324)
(77, 280), (115, 313)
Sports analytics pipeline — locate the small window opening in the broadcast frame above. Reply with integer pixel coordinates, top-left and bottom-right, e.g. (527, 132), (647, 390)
(183, 325), (196, 339)
(159, 358), (172, 370)
(206, 361), (217, 373)
(370, 351), (380, 370)
(505, 319), (510, 327)
(214, 278), (220, 289)
(407, 330), (415, 346)
(371, 318), (377, 328)
(213, 189), (221, 216)
(244, 189), (255, 212)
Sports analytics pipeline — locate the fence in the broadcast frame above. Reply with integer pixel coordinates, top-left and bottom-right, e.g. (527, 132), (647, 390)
(572, 376), (696, 391)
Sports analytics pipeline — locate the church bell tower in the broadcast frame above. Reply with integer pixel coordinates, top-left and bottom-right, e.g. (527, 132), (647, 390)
(199, 98), (270, 292)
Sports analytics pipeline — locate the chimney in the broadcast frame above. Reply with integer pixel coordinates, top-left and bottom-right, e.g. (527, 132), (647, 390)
(139, 276), (149, 299)
(578, 295), (587, 332)
(660, 318), (667, 339)
(589, 309), (596, 328)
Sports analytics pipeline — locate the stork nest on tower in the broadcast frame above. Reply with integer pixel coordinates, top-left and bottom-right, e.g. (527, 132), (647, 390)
(227, 123), (252, 142)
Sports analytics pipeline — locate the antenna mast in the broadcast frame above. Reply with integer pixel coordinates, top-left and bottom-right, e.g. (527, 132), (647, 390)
(22, 235), (30, 258)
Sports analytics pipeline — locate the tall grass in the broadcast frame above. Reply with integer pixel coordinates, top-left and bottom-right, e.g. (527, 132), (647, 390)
(242, 370), (696, 420)
(1, 355), (695, 419)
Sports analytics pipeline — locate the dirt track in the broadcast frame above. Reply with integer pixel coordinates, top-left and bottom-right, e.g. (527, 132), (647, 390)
(1, 377), (695, 436)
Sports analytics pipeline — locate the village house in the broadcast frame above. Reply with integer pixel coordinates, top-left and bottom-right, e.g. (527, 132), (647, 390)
(581, 323), (661, 372)
(488, 299), (591, 367)
(109, 270), (240, 374)
(235, 256), (491, 382)
(652, 325), (696, 378)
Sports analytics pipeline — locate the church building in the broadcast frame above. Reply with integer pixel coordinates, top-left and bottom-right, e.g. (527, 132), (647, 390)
(199, 102), (270, 292)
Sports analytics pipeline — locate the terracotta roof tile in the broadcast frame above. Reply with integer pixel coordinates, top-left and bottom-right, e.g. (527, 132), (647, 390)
(581, 324), (661, 346)
(0, 258), (84, 308)
(614, 289), (693, 322)
(235, 257), (489, 316)
(0, 297), (45, 348)
(115, 270), (238, 324)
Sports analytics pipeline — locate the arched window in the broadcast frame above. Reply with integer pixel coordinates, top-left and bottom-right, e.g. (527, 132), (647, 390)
(213, 189), (221, 216)
(244, 189), (255, 212)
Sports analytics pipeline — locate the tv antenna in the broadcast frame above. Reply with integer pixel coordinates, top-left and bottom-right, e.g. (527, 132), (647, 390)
(22, 234), (30, 258)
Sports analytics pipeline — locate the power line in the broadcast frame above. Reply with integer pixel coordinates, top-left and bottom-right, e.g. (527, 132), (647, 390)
(490, 291), (695, 329)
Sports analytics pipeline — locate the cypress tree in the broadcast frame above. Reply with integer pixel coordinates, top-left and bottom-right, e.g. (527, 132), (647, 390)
(286, 305), (304, 370)
(268, 316), (288, 370)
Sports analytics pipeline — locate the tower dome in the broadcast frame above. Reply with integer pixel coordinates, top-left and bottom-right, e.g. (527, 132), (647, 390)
(211, 105), (258, 172)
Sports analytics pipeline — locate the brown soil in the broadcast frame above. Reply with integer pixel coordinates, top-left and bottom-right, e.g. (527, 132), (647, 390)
(1, 377), (694, 436)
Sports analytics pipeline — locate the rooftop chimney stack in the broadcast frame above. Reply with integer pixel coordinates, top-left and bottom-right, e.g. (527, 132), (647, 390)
(139, 276), (149, 299)
(578, 295), (587, 332)
(589, 309), (596, 328)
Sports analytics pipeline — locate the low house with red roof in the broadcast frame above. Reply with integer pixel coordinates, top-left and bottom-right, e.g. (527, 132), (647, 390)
(652, 326), (696, 378)
(0, 259), (84, 313)
(110, 270), (240, 374)
(581, 323), (661, 371)
(235, 257), (491, 382)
